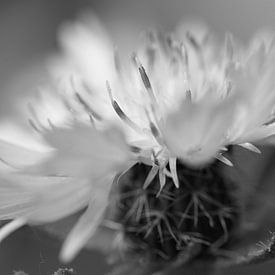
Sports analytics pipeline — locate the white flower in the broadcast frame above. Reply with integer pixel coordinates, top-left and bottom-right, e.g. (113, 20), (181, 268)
(0, 123), (130, 262)
(47, 17), (275, 167)
(1, 15), (275, 263)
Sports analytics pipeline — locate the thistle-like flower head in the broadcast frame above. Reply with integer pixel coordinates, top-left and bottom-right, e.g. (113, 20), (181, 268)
(1, 15), (275, 274)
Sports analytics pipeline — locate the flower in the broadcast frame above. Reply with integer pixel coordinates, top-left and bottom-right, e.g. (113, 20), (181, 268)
(1, 15), (275, 273)
(47, 17), (275, 168)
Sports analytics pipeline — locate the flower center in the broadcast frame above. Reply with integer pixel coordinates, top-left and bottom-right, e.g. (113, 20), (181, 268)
(113, 160), (239, 262)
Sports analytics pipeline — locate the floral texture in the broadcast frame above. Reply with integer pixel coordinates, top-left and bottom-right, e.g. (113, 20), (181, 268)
(1, 15), (275, 274)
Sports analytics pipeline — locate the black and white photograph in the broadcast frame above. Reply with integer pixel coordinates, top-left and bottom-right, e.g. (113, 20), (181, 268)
(1, 1), (275, 274)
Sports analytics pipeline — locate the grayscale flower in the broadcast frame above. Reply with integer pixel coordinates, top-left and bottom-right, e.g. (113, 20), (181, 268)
(1, 15), (275, 275)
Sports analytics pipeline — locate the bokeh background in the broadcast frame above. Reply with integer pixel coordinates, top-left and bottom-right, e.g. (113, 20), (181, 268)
(1, 0), (275, 274)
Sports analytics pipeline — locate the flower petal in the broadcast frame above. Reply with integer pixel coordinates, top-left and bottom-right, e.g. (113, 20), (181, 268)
(60, 175), (113, 262)
(0, 174), (91, 223)
(0, 218), (27, 243)
(163, 96), (237, 166)
(31, 123), (130, 179)
(0, 139), (48, 171)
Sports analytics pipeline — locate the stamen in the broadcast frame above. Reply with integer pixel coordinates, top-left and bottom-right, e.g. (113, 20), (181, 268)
(146, 29), (157, 44)
(166, 34), (175, 49)
(133, 56), (162, 127)
(180, 43), (191, 90)
(225, 33), (234, 61)
(186, 31), (205, 70)
(75, 92), (102, 121)
(149, 121), (164, 146)
(186, 31), (200, 52)
(130, 145), (141, 153)
(225, 81), (232, 97)
(170, 56), (180, 75)
(186, 90), (192, 103)
(133, 54), (157, 104)
(62, 96), (76, 114)
(0, 157), (18, 169)
(106, 81), (143, 134)
(264, 115), (275, 126)
(180, 42), (189, 68)
(149, 121), (160, 139)
(114, 47), (122, 73)
(47, 118), (55, 129)
(28, 118), (41, 133)
(27, 102), (43, 129)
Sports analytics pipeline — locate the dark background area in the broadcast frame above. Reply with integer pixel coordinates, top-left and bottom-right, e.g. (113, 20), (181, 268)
(1, 1), (275, 274)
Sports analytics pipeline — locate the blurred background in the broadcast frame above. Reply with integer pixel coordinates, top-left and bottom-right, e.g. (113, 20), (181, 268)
(1, 0), (275, 274)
